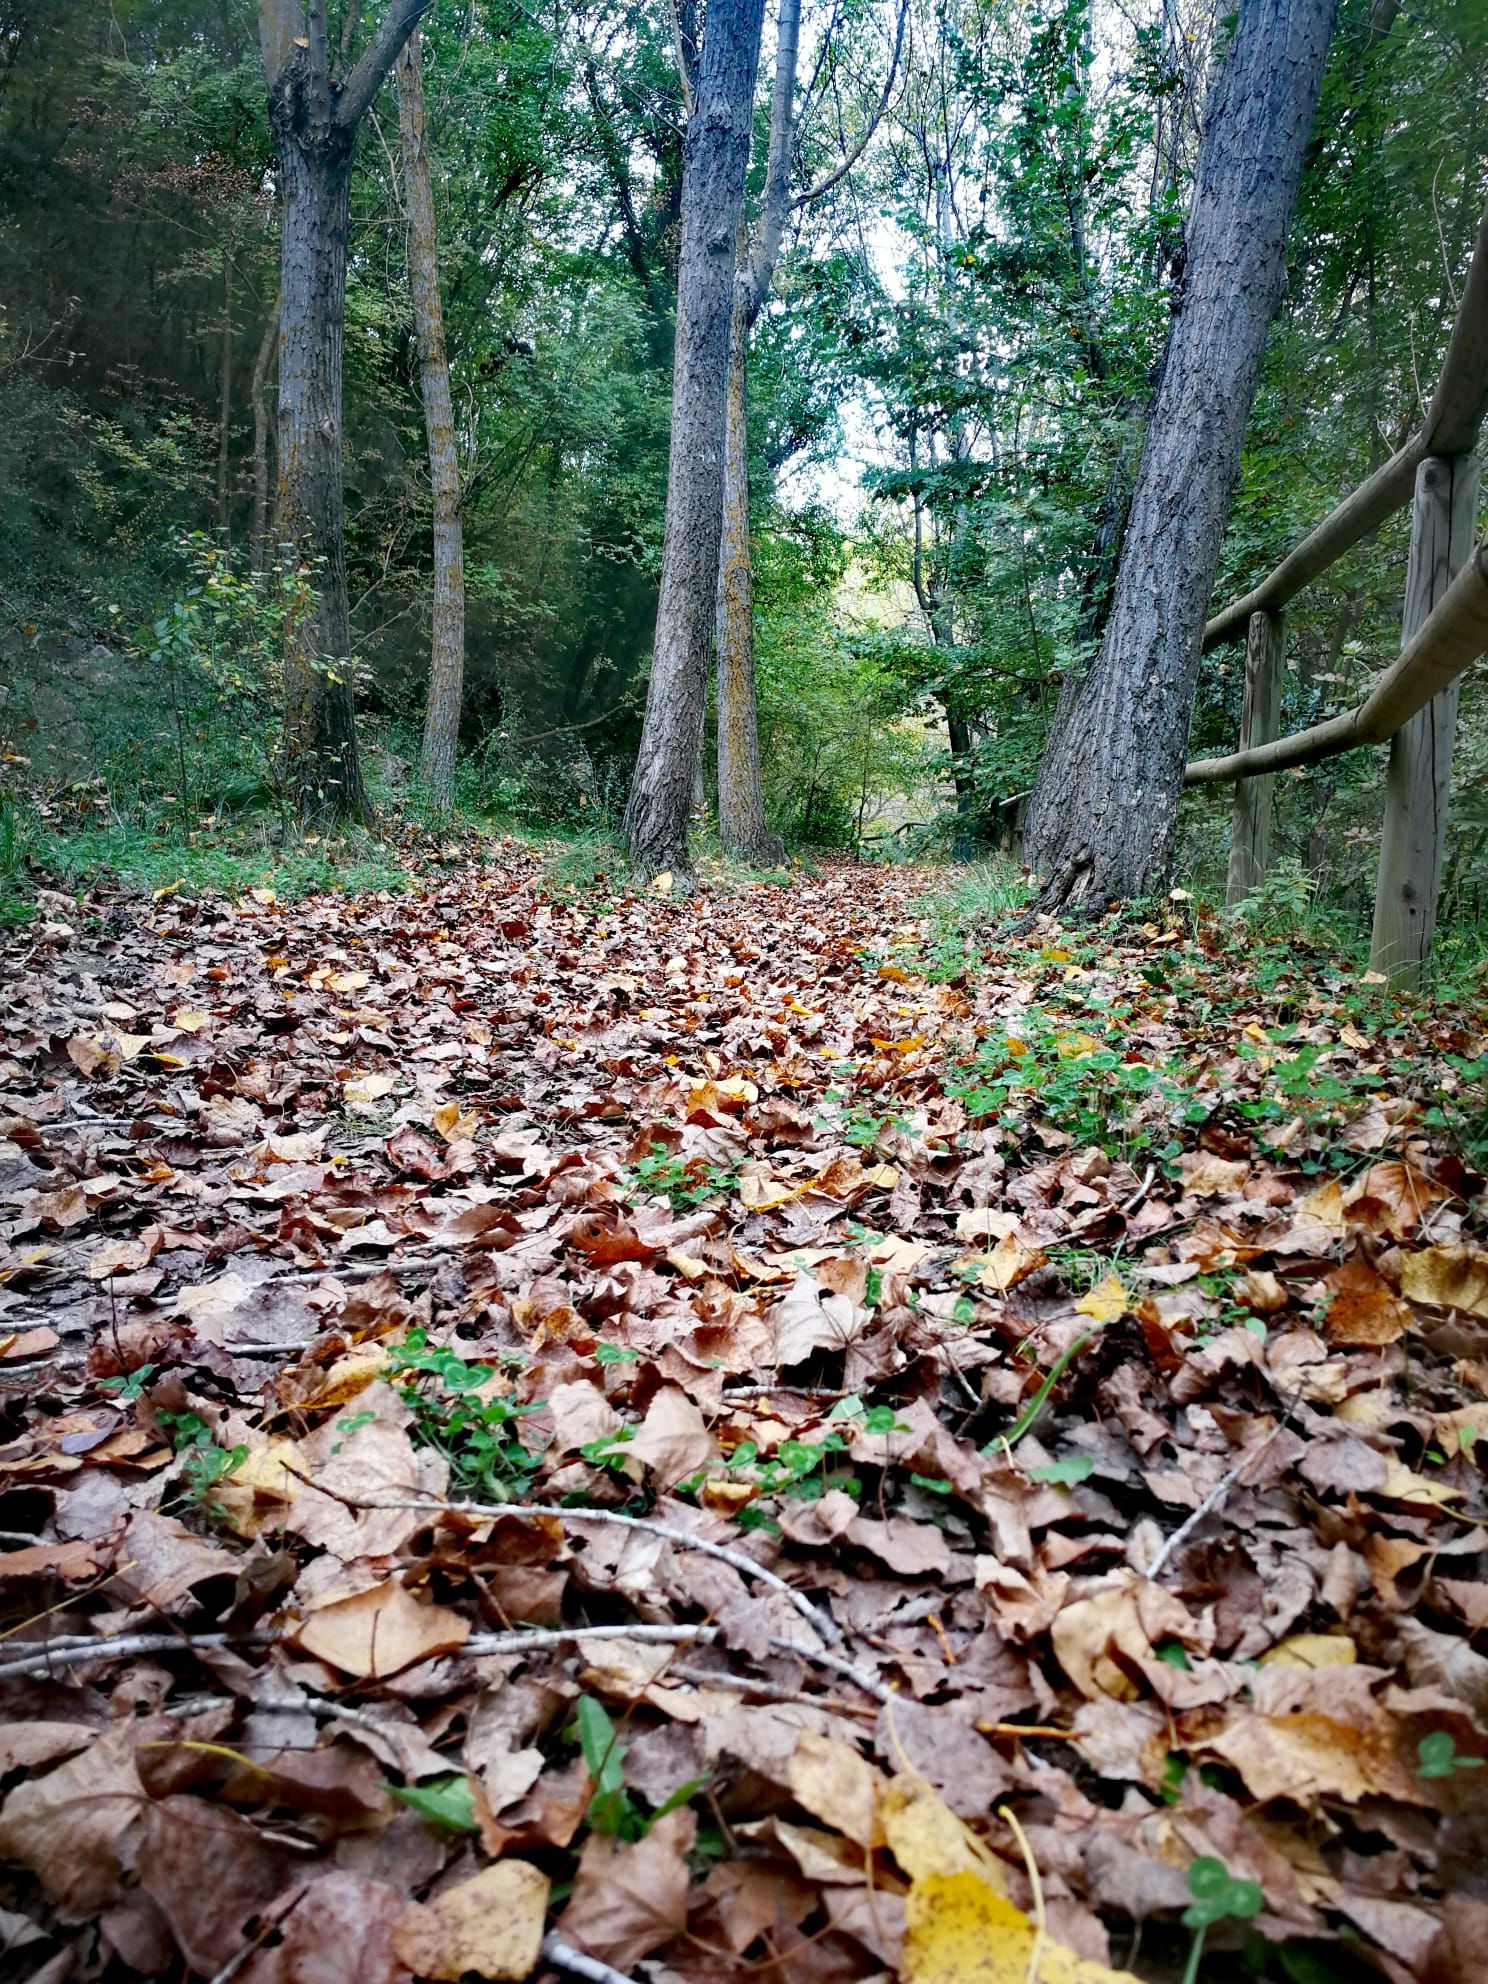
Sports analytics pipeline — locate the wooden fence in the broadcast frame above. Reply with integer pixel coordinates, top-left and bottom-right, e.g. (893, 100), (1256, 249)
(1186, 197), (1488, 986)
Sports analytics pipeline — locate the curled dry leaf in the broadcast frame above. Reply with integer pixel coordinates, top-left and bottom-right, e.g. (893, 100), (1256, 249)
(292, 1579), (472, 1678)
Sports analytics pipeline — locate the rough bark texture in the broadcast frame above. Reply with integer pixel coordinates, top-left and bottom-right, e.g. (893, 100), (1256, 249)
(1369, 455), (1480, 986)
(397, 30), (465, 812)
(260, 0), (431, 825)
(1024, 0), (1337, 907)
(1225, 610), (1286, 905)
(250, 291), (279, 578)
(623, 0), (767, 880)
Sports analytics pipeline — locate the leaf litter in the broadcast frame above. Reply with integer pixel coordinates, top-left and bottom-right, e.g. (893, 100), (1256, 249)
(0, 845), (1486, 1982)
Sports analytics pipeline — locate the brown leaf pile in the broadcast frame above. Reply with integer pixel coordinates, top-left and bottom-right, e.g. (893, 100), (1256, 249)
(0, 849), (1485, 1983)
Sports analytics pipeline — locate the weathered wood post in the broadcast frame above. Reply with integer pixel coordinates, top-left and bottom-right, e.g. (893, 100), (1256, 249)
(1369, 454), (1481, 987)
(1225, 609), (1286, 906)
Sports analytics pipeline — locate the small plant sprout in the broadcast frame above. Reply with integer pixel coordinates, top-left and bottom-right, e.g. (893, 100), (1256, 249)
(1181, 1856), (1263, 1984)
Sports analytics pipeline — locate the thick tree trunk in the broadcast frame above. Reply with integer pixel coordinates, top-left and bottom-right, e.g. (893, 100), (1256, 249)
(1225, 609), (1286, 905)
(397, 29), (465, 813)
(250, 291), (279, 580)
(624, 0), (768, 880)
(260, 0), (432, 827)
(1369, 454), (1479, 986)
(271, 115), (367, 824)
(1024, 0), (1337, 907)
(716, 278), (783, 864)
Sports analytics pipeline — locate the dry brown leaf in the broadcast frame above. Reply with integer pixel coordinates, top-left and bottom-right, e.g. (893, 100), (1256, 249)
(392, 1862), (548, 1981)
(559, 1806), (695, 1969)
(293, 1580), (471, 1678)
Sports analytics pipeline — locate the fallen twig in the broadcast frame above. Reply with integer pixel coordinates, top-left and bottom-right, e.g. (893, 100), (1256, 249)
(541, 1934), (636, 1984)
(1144, 1415), (1293, 1581)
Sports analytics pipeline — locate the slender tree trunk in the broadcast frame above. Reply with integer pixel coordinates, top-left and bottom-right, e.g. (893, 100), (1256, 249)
(1024, 0), (1337, 906)
(1225, 609), (1286, 904)
(216, 241), (235, 535)
(397, 28), (465, 812)
(623, 0), (768, 880)
(250, 291), (280, 579)
(716, 275), (784, 863)
(1369, 454), (1480, 985)
(259, 0), (432, 827)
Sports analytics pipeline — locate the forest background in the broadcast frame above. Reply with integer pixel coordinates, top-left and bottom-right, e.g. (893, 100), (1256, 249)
(2, 0), (1487, 968)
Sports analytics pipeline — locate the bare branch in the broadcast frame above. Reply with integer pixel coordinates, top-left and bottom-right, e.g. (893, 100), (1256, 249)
(793, 0), (908, 210)
(336, 0), (434, 130)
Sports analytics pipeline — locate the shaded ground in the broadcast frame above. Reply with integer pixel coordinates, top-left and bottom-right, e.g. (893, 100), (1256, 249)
(0, 848), (1486, 1984)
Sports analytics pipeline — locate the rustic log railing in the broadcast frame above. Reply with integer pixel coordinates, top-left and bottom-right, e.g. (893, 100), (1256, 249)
(1187, 195), (1488, 986)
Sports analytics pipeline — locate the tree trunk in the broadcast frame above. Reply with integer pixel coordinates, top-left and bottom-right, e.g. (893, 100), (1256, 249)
(623, 0), (768, 880)
(1369, 454), (1480, 986)
(716, 274), (784, 863)
(260, 0), (432, 827)
(712, 0), (799, 866)
(271, 116), (367, 824)
(216, 240), (234, 535)
(397, 29), (465, 813)
(1225, 609), (1286, 905)
(250, 290), (279, 580)
(1024, 0), (1337, 907)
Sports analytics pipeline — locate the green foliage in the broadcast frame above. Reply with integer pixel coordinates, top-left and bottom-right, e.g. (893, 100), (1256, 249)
(570, 1695), (710, 1841)
(157, 1408), (247, 1519)
(1182, 1855), (1265, 1984)
(1415, 1731), (1484, 1778)
(389, 1329), (542, 1500)
(390, 1773), (481, 1832)
(626, 1143), (739, 1212)
(943, 1007), (1199, 1163)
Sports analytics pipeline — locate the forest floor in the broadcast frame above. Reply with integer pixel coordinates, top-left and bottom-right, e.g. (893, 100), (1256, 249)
(0, 844), (1486, 1984)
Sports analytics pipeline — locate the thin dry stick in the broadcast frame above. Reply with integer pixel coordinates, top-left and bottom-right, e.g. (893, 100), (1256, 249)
(342, 1491), (844, 1648)
(1144, 1416), (1291, 1582)
(542, 1933), (636, 1984)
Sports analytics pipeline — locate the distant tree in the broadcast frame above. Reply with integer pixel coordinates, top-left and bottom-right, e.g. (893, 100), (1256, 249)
(258, 0), (433, 825)
(396, 26), (464, 812)
(623, 0), (768, 879)
(1024, 0), (1339, 904)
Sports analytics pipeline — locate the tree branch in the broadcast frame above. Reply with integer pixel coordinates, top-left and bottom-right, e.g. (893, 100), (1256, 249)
(336, 0), (435, 130)
(792, 0), (908, 210)
(257, 0), (302, 92)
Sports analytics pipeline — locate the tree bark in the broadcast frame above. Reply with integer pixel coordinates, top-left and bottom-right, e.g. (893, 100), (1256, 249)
(623, 0), (767, 880)
(1369, 454), (1479, 986)
(259, 0), (432, 826)
(1225, 609), (1286, 905)
(397, 28), (465, 812)
(250, 290), (280, 580)
(216, 239), (235, 535)
(1023, 0), (1337, 907)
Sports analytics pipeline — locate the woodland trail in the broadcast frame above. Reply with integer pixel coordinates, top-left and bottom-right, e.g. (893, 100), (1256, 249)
(0, 845), (1486, 1984)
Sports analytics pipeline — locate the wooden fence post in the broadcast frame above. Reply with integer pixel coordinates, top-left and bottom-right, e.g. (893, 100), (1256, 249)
(1225, 609), (1286, 906)
(1369, 454), (1481, 987)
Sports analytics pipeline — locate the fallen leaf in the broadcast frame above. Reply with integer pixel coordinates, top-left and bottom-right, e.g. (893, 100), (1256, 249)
(392, 1861), (548, 1981)
(293, 1581), (472, 1678)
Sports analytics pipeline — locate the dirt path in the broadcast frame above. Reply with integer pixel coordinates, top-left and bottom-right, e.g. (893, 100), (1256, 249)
(0, 848), (1484, 1983)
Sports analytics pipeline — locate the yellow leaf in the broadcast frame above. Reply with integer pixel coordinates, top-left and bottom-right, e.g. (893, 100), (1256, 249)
(651, 870), (674, 895)
(880, 1779), (1005, 1890)
(1374, 1459), (1461, 1507)
(171, 1008), (210, 1032)
(327, 969), (368, 994)
(903, 1871), (1140, 1983)
(344, 1072), (395, 1105)
(152, 880), (183, 900)
(1075, 1275), (1128, 1324)
(1054, 1030), (1102, 1059)
(1398, 1244), (1488, 1318)
(976, 1233), (1046, 1293)
(1259, 1634), (1357, 1670)
(393, 1863), (549, 1982)
(432, 1100), (480, 1144)
(869, 1033), (926, 1055)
